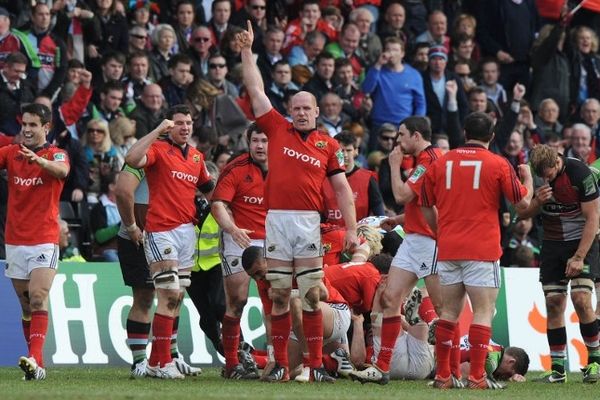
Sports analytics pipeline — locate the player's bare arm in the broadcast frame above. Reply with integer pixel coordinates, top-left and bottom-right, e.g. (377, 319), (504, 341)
(18, 144), (69, 179)
(238, 20), (272, 118)
(388, 146), (415, 205)
(125, 119), (175, 168)
(515, 183), (551, 219)
(329, 172), (359, 251)
(566, 198), (600, 278)
(211, 200), (253, 248)
(513, 164), (534, 212)
(115, 169), (143, 246)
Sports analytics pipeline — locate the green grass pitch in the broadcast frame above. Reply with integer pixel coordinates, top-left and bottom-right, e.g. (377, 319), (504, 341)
(1, 367), (600, 400)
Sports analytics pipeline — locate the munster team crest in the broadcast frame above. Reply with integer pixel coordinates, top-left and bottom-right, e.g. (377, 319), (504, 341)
(193, 154), (201, 163)
(315, 141), (327, 149)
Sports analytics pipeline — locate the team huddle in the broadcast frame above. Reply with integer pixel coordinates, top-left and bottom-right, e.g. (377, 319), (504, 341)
(6, 20), (600, 390)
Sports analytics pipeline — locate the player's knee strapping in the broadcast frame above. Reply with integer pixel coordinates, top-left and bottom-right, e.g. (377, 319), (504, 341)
(178, 271), (191, 289)
(266, 266), (293, 289)
(296, 268), (324, 311)
(571, 278), (595, 294)
(542, 283), (568, 297)
(152, 270), (179, 290)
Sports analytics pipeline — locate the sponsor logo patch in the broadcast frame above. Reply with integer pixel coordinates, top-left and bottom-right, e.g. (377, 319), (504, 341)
(408, 164), (426, 183)
(336, 149), (344, 167)
(268, 245), (276, 252)
(53, 153), (66, 161)
(164, 248), (172, 255)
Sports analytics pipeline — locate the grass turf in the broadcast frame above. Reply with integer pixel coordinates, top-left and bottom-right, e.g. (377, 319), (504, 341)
(1, 367), (599, 400)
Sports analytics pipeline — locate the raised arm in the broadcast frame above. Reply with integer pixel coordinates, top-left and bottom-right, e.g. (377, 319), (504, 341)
(125, 119), (174, 168)
(238, 20), (272, 118)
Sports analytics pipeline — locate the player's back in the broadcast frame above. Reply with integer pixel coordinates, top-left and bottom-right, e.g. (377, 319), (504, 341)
(425, 144), (523, 260)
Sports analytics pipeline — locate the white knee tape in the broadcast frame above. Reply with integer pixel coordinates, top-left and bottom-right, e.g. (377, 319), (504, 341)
(179, 272), (191, 289)
(153, 270), (179, 290)
(266, 266), (294, 289)
(296, 268), (324, 310)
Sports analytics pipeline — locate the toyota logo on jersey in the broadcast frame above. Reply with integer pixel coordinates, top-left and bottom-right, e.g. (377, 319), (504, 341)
(282, 147), (322, 167)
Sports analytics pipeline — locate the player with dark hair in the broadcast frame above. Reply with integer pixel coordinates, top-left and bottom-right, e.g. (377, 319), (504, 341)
(211, 122), (268, 380)
(5, 103), (70, 380)
(421, 112), (533, 389)
(125, 104), (214, 379)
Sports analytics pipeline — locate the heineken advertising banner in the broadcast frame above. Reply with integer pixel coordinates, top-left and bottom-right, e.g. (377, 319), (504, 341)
(0, 264), (593, 370)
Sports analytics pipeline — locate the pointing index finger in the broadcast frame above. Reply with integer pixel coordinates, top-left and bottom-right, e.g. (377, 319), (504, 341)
(247, 20), (253, 36)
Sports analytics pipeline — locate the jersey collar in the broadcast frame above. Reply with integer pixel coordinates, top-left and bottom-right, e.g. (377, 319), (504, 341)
(27, 143), (51, 153)
(163, 137), (189, 158)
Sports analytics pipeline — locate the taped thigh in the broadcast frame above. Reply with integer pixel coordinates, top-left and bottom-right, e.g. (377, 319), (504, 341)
(542, 282), (568, 298)
(265, 266), (294, 289)
(571, 278), (595, 294)
(152, 270), (179, 290)
(296, 267), (324, 310)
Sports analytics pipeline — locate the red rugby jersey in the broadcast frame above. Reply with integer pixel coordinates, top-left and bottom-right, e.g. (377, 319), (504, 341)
(0, 144), (69, 245)
(256, 109), (345, 211)
(144, 139), (212, 232)
(324, 261), (381, 314)
(420, 144), (527, 261)
(212, 153), (267, 239)
(322, 167), (373, 226)
(404, 145), (443, 238)
(321, 223), (345, 266)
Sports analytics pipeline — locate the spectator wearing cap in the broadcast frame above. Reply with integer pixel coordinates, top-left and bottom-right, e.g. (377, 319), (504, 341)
(415, 10), (450, 52)
(421, 45), (468, 135)
(362, 36), (426, 152)
(0, 7), (23, 70)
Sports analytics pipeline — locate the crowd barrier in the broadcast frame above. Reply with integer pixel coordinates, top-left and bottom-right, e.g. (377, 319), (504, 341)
(0, 263), (593, 371)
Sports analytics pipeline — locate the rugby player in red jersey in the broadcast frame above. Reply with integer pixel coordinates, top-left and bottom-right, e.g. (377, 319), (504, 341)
(125, 105), (214, 379)
(211, 123), (268, 379)
(3, 103), (70, 380)
(350, 116), (444, 384)
(238, 21), (360, 382)
(421, 112), (533, 389)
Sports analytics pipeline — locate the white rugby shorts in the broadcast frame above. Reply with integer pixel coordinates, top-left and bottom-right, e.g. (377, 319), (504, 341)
(373, 331), (435, 380)
(5, 243), (59, 280)
(220, 231), (264, 277)
(391, 234), (437, 279)
(265, 210), (322, 261)
(144, 223), (195, 269)
(437, 260), (501, 288)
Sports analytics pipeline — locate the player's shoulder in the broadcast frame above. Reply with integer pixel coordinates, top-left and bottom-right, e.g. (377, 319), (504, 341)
(419, 145), (444, 164)
(219, 153), (253, 177)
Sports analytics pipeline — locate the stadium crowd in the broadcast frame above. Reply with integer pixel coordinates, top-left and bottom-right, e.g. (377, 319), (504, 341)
(4, 0), (600, 389)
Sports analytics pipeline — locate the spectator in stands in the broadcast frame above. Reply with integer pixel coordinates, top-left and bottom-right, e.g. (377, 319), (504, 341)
(283, 0), (337, 53)
(206, 53), (239, 98)
(0, 7), (22, 69)
(85, 0), (129, 64)
(212, 149), (233, 173)
(433, 133), (450, 153)
(129, 25), (149, 53)
(287, 30), (326, 73)
(362, 37), (426, 151)
(122, 51), (153, 113)
(410, 42), (430, 72)
(150, 24), (176, 83)
(90, 171), (121, 261)
(567, 123), (594, 164)
(325, 22), (365, 79)
(480, 58), (507, 112)
(266, 60), (299, 114)
(334, 58), (370, 123)
(14, 3), (68, 99)
(377, 3), (410, 45)
(256, 26), (285, 84)
(501, 217), (539, 268)
(83, 80), (125, 130)
(161, 54), (194, 107)
(173, 0), (198, 54)
(82, 119), (122, 203)
(187, 26), (216, 77)
(208, 0), (232, 45)
(421, 46), (468, 135)
(449, 33), (476, 70)
(529, 23), (569, 122)
(451, 13), (480, 62)
(0, 52), (35, 136)
(503, 130), (528, 171)
(58, 219), (86, 262)
(231, 0), (267, 51)
(580, 98), (600, 156)
(468, 87), (488, 113)
(415, 10), (450, 51)
(477, 0), (539, 91)
(303, 51), (336, 103)
(349, 7), (381, 66)
(219, 25), (244, 71)
(535, 98), (563, 138)
(317, 93), (350, 137)
(570, 26), (600, 109)
(109, 116), (137, 160)
(93, 51), (126, 94)
(454, 60), (477, 93)
(129, 83), (165, 138)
